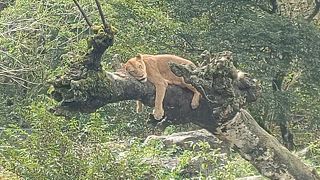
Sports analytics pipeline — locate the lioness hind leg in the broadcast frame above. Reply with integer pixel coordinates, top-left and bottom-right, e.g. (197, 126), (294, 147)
(170, 77), (201, 109)
(136, 100), (143, 113)
(185, 84), (201, 109)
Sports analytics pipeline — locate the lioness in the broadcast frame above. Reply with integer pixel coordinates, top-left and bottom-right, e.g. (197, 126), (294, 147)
(124, 54), (201, 120)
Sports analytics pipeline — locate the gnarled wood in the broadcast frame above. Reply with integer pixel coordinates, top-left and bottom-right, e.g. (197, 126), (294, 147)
(216, 109), (318, 180)
(169, 58), (319, 179)
(49, 25), (319, 180)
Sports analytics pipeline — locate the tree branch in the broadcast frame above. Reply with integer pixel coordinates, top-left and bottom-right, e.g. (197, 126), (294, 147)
(72, 0), (92, 28)
(94, 0), (109, 32)
(169, 56), (319, 179)
(49, 28), (319, 180)
(221, 109), (319, 180)
(270, 0), (278, 14)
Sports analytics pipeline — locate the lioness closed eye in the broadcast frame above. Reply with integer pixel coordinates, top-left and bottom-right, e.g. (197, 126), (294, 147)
(124, 54), (201, 120)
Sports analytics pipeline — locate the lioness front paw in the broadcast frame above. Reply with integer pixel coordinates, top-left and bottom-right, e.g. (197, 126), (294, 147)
(191, 98), (200, 109)
(191, 101), (199, 109)
(191, 93), (201, 109)
(153, 109), (164, 120)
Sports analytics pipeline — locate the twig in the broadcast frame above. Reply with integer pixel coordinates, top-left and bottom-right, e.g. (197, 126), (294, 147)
(0, 68), (32, 74)
(283, 71), (301, 91)
(0, 50), (29, 67)
(72, 0), (92, 28)
(177, 33), (194, 49)
(10, 78), (30, 89)
(94, 0), (109, 31)
(0, 74), (38, 86)
(0, 82), (12, 85)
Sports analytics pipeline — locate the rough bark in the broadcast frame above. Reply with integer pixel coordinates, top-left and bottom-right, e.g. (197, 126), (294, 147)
(49, 25), (320, 180)
(272, 73), (295, 151)
(144, 129), (229, 152)
(218, 109), (318, 180)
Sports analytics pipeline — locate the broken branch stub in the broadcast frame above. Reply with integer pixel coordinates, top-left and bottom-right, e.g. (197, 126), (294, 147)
(49, 26), (116, 115)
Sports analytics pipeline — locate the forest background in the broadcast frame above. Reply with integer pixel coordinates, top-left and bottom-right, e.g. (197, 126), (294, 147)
(1, 0), (320, 179)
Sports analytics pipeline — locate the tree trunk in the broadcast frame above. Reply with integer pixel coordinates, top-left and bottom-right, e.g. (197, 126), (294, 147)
(272, 73), (295, 151)
(49, 25), (320, 180)
(217, 109), (317, 180)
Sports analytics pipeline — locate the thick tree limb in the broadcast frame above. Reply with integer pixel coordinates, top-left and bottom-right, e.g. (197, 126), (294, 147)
(272, 73), (295, 151)
(217, 109), (318, 179)
(170, 59), (319, 179)
(49, 27), (319, 179)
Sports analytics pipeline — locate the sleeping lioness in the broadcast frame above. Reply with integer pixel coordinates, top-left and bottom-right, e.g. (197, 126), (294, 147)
(124, 54), (201, 120)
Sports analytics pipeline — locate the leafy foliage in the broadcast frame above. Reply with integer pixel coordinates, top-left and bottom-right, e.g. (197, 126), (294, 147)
(1, 0), (320, 179)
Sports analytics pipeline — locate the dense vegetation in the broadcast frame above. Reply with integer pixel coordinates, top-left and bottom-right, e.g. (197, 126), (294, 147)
(1, 0), (320, 179)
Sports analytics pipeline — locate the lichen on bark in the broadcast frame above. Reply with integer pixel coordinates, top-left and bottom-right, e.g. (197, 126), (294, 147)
(170, 55), (319, 179)
(49, 25), (116, 114)
(48, 24), (320, 180)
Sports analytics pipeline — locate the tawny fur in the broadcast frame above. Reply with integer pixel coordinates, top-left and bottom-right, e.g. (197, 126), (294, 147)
(124, 54), (201, 120)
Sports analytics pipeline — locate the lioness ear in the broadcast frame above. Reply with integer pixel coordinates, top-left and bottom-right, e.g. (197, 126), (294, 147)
(136, 53), (143, 61)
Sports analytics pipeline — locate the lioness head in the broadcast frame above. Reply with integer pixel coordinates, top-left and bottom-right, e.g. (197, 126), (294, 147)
(124, 54), (147, 82)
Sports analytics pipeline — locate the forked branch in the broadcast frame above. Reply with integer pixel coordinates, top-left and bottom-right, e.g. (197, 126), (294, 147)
(72, 0), (110, 32)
